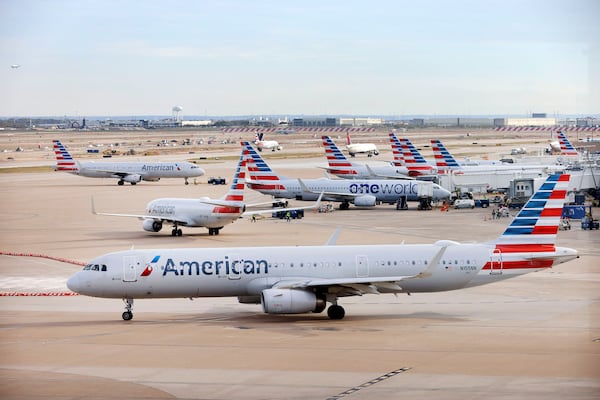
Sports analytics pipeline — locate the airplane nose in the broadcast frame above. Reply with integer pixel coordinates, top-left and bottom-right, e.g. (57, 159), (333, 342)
(66, 274), (80, 293)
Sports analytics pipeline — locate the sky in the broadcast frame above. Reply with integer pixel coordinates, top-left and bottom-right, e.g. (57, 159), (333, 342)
(0, 0), (598, 118)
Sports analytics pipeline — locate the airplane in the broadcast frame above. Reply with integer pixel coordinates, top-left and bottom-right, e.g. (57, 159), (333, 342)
(556, 131), (579, 157)
(254, 132), (281, 151)
(66, 173), (578, 321)
(91, 149), (323, 236)
(388, 132), (438, 177)
(53, 139), (205, 185)
(243, 141), (450, 209)
(345, 131), (379, 157)
(10, 64), (20, 69)
(430, 139), (565, 175)
(321, 135), (411, 179)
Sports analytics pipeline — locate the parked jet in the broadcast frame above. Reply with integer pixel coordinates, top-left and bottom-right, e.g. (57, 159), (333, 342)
(557, 131), (579, 157)
(321, 136), (410, 179)
(53, 139), (204, 185)
(388, 133), (437, 176)
(67, 174), (578, 321)
(243, 141), (450, 209)
(254, 132), (281, 151)
(92, 149), (322, 236)
(345, 131), (379, 157)
(430, 139), (564, 175)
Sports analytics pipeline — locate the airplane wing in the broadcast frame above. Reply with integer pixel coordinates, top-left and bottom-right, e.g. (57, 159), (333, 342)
(272, 245), (447, 296)
(91, 198), (194, 226)
(241, 192), (323, 217)
(364, 165), (413, 180)
(297, 178), (358, 202)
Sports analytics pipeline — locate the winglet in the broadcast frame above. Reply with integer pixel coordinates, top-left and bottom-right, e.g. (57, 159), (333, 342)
(326, 227), (342, 246)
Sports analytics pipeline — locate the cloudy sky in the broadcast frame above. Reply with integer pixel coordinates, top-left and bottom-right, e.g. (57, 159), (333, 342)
(1, 0), (598, 117)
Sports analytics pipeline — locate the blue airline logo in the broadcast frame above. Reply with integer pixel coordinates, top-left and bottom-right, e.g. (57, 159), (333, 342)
(348, 182), (417, 195)
(160, 255), (269, 276)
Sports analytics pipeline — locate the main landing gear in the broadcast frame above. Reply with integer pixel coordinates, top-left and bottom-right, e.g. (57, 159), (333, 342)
(122, 298), (134, 320)
(171, 227), (183, 236)
(339, 201), (351, 210)
(208, 227), (222, 236)
(327, 305), (345, 320)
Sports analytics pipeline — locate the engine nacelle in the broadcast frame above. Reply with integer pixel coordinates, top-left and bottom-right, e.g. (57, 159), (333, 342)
(354, 194), (377, 207)
(143, 219), (163, 232)
(123, 174), (142, 183)
(261, 288), (325, 314)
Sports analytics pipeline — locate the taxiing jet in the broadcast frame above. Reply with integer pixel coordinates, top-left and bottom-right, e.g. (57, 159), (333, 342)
(243, 141), (450, 209)
(53, 139), (204, 185)
(254, 132), (281, 151)
(67, 174), (578, 321)
(92, 149), (322, 236)
(388, 132), (437, 177)
(321, 136), (410, 179)
(345, 131), (379, 157)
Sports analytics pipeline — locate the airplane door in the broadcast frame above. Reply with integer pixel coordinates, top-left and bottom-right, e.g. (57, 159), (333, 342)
(489, 248), (503, 275)
(123, 255), (139, 282)
(355, 255), (369, 278)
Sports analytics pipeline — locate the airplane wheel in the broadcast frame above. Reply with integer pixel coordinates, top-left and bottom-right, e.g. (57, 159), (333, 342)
(327, 305), (345, 320)
(118, 181), (124, 186)
(131, 182), (136, 185)
(171, 229), (177, 236)
(177, 229), (182, 236)
(122, 311), (133, 321)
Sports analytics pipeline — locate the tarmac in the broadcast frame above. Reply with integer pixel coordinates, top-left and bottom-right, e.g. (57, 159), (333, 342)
(0, 130), (599, 399)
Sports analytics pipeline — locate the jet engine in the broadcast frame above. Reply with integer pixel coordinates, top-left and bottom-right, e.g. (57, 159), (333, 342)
(123, 174), (142, 183)
(353, 194), (377, 207)
(143, 219), (163, 232)
(261, 288), (326, 314)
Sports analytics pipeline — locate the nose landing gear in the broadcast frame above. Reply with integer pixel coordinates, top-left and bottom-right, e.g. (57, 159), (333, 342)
(122, 298), (134, 320)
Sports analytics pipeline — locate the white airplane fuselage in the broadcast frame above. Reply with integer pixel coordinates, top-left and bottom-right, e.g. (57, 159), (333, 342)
(68, 243), (498, 299)
(145, 198), (242, 229)
(248, 177), (450, 203)
(75, 160), (204, 181)
(346, 143), (378, 156)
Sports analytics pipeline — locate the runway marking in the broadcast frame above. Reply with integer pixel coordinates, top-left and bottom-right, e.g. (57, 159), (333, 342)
(325, 367), (411, 400)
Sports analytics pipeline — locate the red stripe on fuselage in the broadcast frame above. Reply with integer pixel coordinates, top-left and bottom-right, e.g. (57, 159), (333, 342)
(494, 244), (556, 253)
(482, 259), (554, 270)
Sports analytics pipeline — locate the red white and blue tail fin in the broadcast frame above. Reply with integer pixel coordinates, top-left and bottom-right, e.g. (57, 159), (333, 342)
(557, 131), (578, 156)
(53, 139), (79, 172)
(430, 139), (462, 174)
(388, 132), (437, 176)
(241, 141), (287, 191)
(322, 135), (360, 177)
(486, 174), (576, 273)
(212, 151), (247, 214)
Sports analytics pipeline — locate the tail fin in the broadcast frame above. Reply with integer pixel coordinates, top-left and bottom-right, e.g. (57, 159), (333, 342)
(557, 131), (578, 156)
(52, 139), (79, 172)
(212, 150), (247, 214)
(241, 141), (287, 191)
(221, 151), (246, 203)
(488, 174), (573, 272)
(388, 132), (436, 176)
(430, 139), (461, 173)
(322, 136), (359, 177)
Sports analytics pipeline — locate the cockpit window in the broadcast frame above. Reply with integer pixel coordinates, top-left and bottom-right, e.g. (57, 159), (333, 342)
(83, 264), (107, 271)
